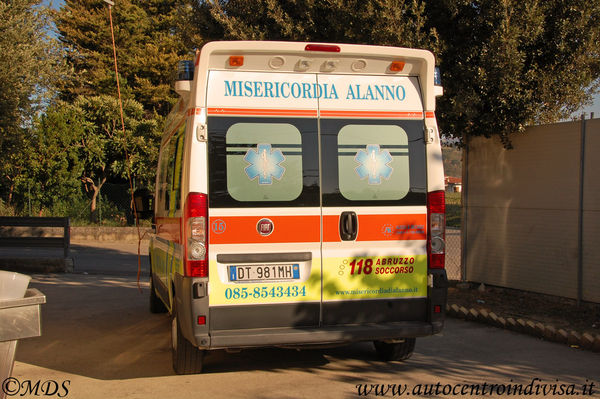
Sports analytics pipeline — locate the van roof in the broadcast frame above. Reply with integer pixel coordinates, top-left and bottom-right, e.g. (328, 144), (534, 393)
(194, 41), (439, 112)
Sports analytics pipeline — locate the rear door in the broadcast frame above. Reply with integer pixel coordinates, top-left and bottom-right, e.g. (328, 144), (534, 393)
(317, 74), (429, 325)
(206, 71), (322, 330)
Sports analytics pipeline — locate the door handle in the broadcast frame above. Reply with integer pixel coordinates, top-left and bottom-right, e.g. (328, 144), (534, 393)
(339, 211), (358, 241)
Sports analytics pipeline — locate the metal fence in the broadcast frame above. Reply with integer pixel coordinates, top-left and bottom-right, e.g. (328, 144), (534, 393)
(445, 190), (463, 281)
(446, 227), (462, 281)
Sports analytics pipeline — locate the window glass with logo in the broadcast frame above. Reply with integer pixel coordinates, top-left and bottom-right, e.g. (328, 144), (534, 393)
(320, 119), (426, 207)
(208, 117), (319, 209)
(225, 123), (303, 202)
(337, 125), (409, 201)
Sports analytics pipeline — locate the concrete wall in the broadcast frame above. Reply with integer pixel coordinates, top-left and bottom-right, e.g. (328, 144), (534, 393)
(464, 119), (600, 303)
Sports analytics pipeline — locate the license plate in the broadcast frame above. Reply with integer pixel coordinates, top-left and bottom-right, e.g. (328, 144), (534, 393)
(228, 264), (300, 282)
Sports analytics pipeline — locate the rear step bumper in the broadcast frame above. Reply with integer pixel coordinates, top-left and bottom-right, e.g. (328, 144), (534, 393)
(204, 321), (443, 349)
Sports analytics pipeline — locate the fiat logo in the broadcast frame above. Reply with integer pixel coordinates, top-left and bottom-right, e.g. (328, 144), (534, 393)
(257, 218), (274, 236)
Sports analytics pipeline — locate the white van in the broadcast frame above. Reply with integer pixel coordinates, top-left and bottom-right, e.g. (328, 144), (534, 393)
(145, 41), (448, 374)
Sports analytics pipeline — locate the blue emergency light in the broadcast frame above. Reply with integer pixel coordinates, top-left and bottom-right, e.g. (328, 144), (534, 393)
(177, 60), (194, 81)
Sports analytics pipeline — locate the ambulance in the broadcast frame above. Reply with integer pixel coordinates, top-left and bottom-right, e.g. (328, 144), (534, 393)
(146, 41), (448, 374)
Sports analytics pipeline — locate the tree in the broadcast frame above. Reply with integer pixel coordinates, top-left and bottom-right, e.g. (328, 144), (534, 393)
(0, 0), (64, 204)
(55, 0), (194, 116)
(198, 0), (439, 50)
(427, 0), (600, 147)
(15, 104), (86, 216)
(54, 0), (193, 221)
(70, 95), (159, 222)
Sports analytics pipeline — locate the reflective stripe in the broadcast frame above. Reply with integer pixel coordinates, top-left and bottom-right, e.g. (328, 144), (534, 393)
(320, 110), (423, 119)
(207, 107), (317, 117)
(209, 215), (320, 244)
(323, 214), (427, 242)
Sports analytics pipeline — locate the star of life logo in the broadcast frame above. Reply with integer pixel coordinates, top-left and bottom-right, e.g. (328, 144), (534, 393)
(244, 143), (286, 185)
(354, 144), (393, 184)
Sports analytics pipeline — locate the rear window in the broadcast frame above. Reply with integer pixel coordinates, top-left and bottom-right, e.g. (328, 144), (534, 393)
(207, 117), (320, 208)
(225, 123), (303, 202)
(320, 119), (427, 207)
(337, 125), (409, 201)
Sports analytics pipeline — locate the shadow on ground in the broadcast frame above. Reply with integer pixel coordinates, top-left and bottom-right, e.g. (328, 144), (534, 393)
(14, 275), (599, 383)
(11, 241), (600, 383)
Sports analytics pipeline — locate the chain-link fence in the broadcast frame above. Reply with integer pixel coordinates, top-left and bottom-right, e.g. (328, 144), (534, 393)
(446, 227), (462, 281)
(445, 191), (463, 281)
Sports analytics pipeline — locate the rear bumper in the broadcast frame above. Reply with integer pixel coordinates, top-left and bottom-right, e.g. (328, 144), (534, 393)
(176, 269), (448, 350)
(205, 321), (443, 349)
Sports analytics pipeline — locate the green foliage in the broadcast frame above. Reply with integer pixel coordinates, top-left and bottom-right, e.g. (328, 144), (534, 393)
(51, 0), (193, 222)
(428, 0), (600, 147)
(0, 0), (63, 134)
(1, 96), (160, 220)
(200, 0), (439, 51)
(0, 0), (65, 204)
(13, 104), (86, 214)
(55, 0), (194, 115)
(71, 95), (159, 185)
(67, 95), (160, 220)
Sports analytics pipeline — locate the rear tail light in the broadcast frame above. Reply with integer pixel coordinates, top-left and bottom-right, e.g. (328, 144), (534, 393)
(184, 193), (208, 277)
(427, 190), (445, 269)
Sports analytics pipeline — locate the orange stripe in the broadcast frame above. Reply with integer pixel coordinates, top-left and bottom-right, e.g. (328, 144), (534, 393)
(207, 108), (317, 117)
(324, 214), (427, 242)
(320, 110), (424, 119)
(425, 111), (435, 119)
(209, 215), (320, 244)
(323, 215), (341, 242)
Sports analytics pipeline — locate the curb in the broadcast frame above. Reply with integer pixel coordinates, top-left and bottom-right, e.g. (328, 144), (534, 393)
(1, 226), (152, 242)
(446, 303), (600, 353)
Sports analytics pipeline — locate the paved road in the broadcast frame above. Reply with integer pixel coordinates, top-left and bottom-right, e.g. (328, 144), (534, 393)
(9, 242), (600, 398)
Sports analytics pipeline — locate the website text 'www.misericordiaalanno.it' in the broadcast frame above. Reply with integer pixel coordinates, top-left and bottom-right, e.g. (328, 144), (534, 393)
(355, 378), (596, 397)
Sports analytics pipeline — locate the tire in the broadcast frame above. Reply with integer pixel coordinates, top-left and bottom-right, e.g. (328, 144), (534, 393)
(149, 274), (167, 314)
(171, 300), (205, 374)
(373, 338), (416, 361)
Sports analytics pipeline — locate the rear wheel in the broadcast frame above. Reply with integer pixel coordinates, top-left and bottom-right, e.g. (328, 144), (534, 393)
(171, 300), (205, 374)
(373, 338), (416, 361)
(149, 274), (167, 314)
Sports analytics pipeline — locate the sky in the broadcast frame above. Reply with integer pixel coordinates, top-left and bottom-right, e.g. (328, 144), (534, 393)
(578, 92), (600, 119)
(40, 0), (599, 119)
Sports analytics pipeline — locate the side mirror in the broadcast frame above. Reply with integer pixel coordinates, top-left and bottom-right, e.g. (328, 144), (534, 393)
(133, 188), (154, 219)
